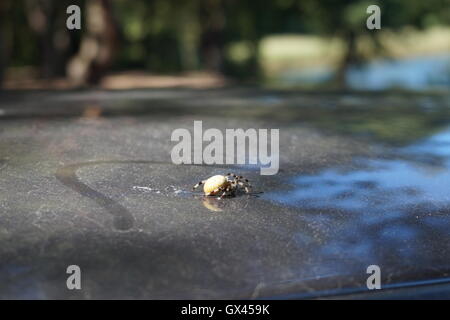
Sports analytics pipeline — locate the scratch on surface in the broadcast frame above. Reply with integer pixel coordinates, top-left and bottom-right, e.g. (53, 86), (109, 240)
(0, 159), (7, 171)
(250, 282), (265, 299)
(56, 160), (258, 231)
(284, 234), (296, 249)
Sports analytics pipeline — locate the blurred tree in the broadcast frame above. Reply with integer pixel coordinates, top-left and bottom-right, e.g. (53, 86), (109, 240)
(298, 0), (450, 87)
(1, 0), (449, 87)
(0, 1), (7, 87)
(220, 0), (304, 80)
(199, 0), (226, 72)
(297, 0), (376, 87)
(67, 0), (119, 85)
(24, 0), (76, 78)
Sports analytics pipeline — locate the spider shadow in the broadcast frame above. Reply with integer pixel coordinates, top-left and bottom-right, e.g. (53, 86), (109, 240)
(192, 191), (264, 212)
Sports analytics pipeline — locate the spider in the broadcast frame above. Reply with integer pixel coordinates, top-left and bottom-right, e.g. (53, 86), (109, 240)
(192, 173), (252, 198)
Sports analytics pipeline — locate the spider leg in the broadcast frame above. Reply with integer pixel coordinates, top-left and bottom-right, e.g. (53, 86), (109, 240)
(237, 178), (252, 193)
(245, 179), (252, 193)
(237, 181), (250, 193)
(207, 186), (225, 197)
(226, 173), (238, 179)
(230, 180), (240, 194)
(193, 180), (206, 190)
(219, 185), (233, 199)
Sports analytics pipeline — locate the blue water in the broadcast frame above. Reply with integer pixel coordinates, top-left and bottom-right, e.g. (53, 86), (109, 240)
(348, 54), (450, 90)
(280, 54), (450, 90)
(263, 126), (450, 273)
(265, 126), (450, 213)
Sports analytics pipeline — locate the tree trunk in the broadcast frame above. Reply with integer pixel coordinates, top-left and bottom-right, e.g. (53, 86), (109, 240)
(24, 0), (61, 78)
(0, 0), (9, 88)
(0, 25), (5, 88)
(67, 0), (119, 86)
(335, 31), (357, 88)
(199, 0), (225, 73)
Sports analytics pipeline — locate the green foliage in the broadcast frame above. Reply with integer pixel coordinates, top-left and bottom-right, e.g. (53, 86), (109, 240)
(1, 0), (449, 80)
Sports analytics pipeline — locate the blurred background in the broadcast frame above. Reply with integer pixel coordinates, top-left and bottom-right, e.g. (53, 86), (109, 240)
(1, 1), (450, 300)
(0, 0), (449, 91)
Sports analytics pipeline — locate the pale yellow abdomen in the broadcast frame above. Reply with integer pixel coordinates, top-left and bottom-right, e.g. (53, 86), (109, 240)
(203, 175), (227, 195)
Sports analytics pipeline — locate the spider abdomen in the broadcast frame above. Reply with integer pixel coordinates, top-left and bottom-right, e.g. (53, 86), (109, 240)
(192, 173), (252, 198)
(203, 175), (228, 195)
